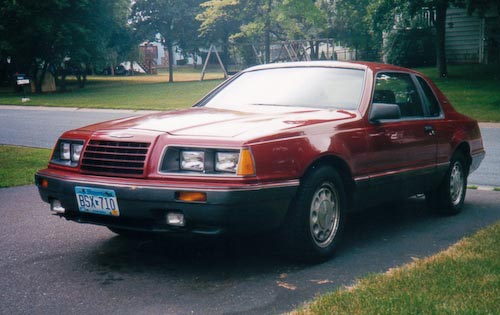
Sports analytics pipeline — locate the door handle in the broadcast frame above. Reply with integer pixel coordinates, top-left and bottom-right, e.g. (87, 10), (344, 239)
(424, 125), (436, 136)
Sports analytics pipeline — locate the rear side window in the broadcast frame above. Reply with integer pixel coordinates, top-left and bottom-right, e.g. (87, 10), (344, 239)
(374, 72), (424, 118)
(416, 76), (442, 117)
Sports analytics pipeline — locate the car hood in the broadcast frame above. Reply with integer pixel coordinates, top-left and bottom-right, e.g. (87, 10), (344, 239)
(80, 106), (356, 140)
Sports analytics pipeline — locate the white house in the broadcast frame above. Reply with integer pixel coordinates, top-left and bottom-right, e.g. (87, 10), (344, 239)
(445, 6), (500, 64)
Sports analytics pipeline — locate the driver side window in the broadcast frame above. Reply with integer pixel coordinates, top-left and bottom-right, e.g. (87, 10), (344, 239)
(374, 72), (424, 118)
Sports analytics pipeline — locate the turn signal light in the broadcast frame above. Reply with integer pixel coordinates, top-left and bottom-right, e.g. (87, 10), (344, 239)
(176, 191), (207, 202)
(237, 149), (256, 176)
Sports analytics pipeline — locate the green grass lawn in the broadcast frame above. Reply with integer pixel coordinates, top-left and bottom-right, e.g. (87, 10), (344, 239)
(0, 64), (498, 121)
(0, 66), (224, 110)
(294, 221), (500, 315)
(0, 145), (51, 188)
(0, 79), (222, 110)
(418, 64), (500, 122)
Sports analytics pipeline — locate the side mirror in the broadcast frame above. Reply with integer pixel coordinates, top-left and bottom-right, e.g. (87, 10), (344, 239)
(369, 103), (401, 123)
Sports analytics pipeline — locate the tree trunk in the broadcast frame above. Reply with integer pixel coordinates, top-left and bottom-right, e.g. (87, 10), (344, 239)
(76, 72), (81, 88)
(193, 52), (198, 69)
(35, 62), (48, 93)
(74, 64), (83, 88)
(222, 41), (230, 65)
(59, 64), (67, 92)
(167, 40), (174, 82)
(309, 40), (320, 60)
(79, 64), (87, 88)
(60, 70), (67, 92)
(32, 64), (40, 93)
(264, 0), (272, 63)
(435, 0), (448, 77)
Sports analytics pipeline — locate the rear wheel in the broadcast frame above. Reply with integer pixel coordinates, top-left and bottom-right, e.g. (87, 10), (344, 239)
(426, 152), (468, 215)
(282, 165), (346, 261)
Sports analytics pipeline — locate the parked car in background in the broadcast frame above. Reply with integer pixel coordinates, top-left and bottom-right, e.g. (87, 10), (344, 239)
(101, 64), (129, 76)
(35, 61), (485, 261)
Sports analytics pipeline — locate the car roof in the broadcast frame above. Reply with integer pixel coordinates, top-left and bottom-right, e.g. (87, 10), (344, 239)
(244, 60), (417, 74)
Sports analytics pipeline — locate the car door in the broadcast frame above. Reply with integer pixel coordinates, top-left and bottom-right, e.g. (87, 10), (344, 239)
(364, 71), (438, 200)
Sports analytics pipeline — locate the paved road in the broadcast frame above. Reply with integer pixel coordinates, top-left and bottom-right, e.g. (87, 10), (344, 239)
(0, 105), (498, 187)
(0, 106), (155, 149)
(1, 186), (499, 315)
(469, 125), (500, 187)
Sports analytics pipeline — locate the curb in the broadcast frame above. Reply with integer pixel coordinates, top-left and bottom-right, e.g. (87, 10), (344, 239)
(479, 122), (500, 128)
(468, 185), (500, 192)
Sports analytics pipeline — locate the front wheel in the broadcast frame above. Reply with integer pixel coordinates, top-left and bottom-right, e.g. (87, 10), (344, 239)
(281, 165), (346, 262)
(426, 152), (468, 215)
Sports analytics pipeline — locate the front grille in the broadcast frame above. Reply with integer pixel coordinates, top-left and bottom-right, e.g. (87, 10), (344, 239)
(81, 140), (150, 177)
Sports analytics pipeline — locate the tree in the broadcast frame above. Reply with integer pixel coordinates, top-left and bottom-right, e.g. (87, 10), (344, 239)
(131, 0), (203, 82)
(368, 0), (500, 77)
(197, 0), (243, 64)
(0, 0), (133, 92)
(60, 0), (134, 89)
(273, 0), (329, 60)
(330, 0), (379, 57)
(197, 0), (274, 64)
(237, 0), (275, 63)
(274, 0), (328, 40)
(93, 0), (138, 79)
(197, 0), (331, 64)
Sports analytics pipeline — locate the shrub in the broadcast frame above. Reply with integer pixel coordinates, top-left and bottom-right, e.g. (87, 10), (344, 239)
(385, 28), (436, 67)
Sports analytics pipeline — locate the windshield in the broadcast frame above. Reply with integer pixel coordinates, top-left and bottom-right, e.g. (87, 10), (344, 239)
(202, 67), (365, 110)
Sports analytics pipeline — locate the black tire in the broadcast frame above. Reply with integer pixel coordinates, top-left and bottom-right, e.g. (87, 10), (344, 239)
(281, 165), (346, 262)
(426, 152), (468, 215)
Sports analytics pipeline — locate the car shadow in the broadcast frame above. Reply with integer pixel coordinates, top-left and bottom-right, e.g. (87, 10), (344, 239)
(87, 230), (303, 283)
(84, 196), (443, 282)
(339, 195), (439, 253)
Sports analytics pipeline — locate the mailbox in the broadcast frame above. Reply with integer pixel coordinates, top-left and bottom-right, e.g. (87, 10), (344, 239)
(16, 74), (30, 86)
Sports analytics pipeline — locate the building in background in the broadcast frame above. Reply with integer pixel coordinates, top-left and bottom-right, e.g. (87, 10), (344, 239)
(446, 6), (499, 64)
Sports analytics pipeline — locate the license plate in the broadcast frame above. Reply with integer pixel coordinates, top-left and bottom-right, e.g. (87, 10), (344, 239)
(75, 186), (120, 216)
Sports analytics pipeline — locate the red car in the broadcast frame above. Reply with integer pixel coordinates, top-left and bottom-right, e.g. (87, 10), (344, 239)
(35, 61), (485, 260)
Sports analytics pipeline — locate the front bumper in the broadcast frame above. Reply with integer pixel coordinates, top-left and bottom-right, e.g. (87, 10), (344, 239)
(470, 150), (486, 174)
(35, 169), (299, 235)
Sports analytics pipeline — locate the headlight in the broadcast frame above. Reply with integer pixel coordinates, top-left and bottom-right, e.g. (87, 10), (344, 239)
(61, 142), (71, 160)
(51, 139), (85, 167)
(180, 150), (205, 172)
(71, 143), (83, 162)
(59, 142), (83, 162)
(216, 152), (239, 173)
(160, 147), (255, 176)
